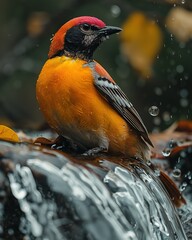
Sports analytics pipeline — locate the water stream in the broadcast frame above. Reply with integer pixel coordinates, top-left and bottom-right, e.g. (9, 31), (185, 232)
(0, 141), (189, 239)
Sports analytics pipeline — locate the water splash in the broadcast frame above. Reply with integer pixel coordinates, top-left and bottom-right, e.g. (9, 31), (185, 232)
(101, 161), (187, 240)
(8, 165), (43, 238)
(27, 158), (137, 240)
(0, 141), (188, 239)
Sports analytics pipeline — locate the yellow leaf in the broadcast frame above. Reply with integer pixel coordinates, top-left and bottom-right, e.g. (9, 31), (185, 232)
(27, 12), (50, 37)
(166, 7), (192, 42)
(120, 12), (163, 79)
(0, 125), (19, 143)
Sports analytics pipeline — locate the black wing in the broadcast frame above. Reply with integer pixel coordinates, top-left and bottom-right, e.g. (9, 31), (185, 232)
(94, 76), (153, 147)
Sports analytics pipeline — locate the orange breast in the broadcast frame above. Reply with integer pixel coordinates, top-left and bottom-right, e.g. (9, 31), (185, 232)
(36, 56), (138, 156)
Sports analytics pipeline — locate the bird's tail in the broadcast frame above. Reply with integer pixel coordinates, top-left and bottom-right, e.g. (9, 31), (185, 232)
(159, 170), (186, 207)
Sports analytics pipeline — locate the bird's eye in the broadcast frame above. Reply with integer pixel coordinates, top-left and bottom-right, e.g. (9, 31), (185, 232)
(80, 24), (91, 32)
(91, 25), (99, 31)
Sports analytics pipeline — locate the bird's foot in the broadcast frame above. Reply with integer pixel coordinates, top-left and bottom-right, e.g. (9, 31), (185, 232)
(82, 147), (107, 156)
(51, 135), (79, 152)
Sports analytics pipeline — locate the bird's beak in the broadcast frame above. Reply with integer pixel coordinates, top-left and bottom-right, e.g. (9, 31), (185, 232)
(99, 26), (122, 37)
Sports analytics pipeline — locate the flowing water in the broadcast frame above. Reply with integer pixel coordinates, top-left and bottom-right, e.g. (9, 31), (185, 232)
(0, 141), (190, 239)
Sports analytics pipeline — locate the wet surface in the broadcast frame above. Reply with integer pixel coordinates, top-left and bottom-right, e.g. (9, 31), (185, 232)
(0, 140), (190, 239)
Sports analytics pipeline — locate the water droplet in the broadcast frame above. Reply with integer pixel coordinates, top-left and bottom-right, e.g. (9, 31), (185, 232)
(8, 229), (14, 235)
(148, 106), (159, 116)
(180, 89), (188, 98)
(168, 139), (178, 148)
(111, 5), (121, 17)
(50, 34), (54, 42)
(176, 65), (184, 73)
(146, 160), (152, 166)
(172, 169), (181, 178)
(153, 117), (161, 125)
(180, 99), (188, 107)
(162, 112), (171, 122)
(180, 151), (186, 158)
(162, 148), (171, 157)
(180, 182), (187, 192)
(184, 171), (191, 180)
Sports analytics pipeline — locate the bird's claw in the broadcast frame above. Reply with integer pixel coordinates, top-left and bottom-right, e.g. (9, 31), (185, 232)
(82, 147), (106, 156)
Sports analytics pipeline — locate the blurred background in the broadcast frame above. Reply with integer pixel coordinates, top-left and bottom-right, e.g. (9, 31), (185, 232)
(0, 0), (192, 133)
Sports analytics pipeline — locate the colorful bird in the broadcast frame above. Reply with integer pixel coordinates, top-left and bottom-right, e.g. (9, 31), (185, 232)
(36, 16), (153, 160)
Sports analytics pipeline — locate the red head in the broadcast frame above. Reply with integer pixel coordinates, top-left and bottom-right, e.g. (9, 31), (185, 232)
(48, 16), (121, 60)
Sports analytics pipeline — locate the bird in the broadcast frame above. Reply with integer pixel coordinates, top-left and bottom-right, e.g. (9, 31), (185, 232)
(36, 16), (153, 160)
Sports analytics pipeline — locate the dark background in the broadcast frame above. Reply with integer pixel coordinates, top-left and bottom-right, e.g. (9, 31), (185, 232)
(0, 0), (191, 132)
